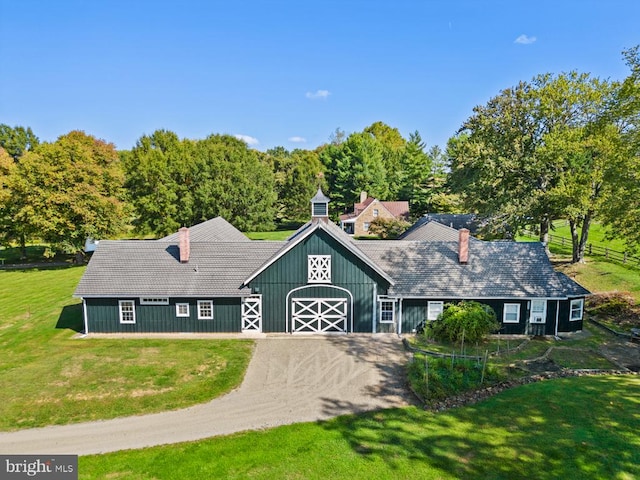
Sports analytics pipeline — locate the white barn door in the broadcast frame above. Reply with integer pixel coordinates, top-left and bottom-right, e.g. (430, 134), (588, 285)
(241, 296), (262, 332)
(291, 298), (348, 333)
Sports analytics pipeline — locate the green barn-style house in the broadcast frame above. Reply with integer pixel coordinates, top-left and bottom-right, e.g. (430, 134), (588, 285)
(74, 190), (589, 336)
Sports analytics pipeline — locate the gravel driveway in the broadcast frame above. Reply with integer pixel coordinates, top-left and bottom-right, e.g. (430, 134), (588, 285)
(0, 335), (413, 455)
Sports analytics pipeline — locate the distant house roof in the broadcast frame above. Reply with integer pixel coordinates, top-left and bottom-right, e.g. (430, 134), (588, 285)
(420, 214), (480, 233)
(159, 217), (249, 243)
(399, 219), (466, 242)
(339, 197), (409, 222)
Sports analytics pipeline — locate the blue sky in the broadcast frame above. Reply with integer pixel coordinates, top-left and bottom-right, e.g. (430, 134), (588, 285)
(1, 1), (639, 152)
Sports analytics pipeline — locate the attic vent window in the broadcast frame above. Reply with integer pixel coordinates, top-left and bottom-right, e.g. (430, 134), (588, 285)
(308, 255), (331, 283)
(312, 202), (328, 217)
(140, 297), (169, 305)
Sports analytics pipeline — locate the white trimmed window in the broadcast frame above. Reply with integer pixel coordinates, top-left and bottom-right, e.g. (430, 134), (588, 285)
(176, 303), (190, 318)
(197, 300), (214, 320)
(308, 255), (331, 283)
(427, 301), (444, 321)
(570, 299), (584, 321)
(373, 209), (379, 218)
(363, 222), (370, 231)
(119, 300), (136, 324)
(379, 300), (395, 323)
(503, 303), (520, 323)
(140, 297), (169, 305)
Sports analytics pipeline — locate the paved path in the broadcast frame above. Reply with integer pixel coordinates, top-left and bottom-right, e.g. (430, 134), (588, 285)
(0, 335), (413, 455)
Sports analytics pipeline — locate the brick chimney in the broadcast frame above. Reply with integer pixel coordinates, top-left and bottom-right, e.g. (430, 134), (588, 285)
(179, 227), (190, 263)
(458, 228), (470, 264)
(360, 191), (368, 203)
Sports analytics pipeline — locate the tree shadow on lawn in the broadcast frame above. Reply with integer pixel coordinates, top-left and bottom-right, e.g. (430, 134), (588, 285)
(56, 304), (84, 333)
(320, 375), (640, 479)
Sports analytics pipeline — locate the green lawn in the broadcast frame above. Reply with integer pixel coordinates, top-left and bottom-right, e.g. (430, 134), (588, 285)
(555, 258), (640, 303)
(245, 230), (296, 240)
(0, 267), (253, 430)
(550, 220), (628, 252)
(79, 375), (640, 480)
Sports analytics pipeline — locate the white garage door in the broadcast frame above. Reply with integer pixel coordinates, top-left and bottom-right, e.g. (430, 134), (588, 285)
(291, 298), (348, 333)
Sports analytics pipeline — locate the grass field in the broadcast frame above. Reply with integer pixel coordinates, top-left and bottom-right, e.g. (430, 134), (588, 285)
(549, 221), (628, 252)
(245, 230), (296, 240)
(0, 267), (253, 430)
(79, 375), (640, 479)
(555, 259), (640, 303)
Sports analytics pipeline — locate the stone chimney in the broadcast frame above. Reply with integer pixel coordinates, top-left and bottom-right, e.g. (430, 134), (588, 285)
(360, 191), (368, 203)
(458, 228), (470, 264)
(179, 227), (190, 263)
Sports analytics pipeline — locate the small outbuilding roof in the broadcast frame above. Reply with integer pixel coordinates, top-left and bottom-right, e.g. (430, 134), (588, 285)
(159, 217), (249, 243)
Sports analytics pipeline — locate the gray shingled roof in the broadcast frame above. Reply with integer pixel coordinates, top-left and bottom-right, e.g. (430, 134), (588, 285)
(75, 240), (283, 297)
(76, 218), (589, 300)
(159, 217), (249, 243)
(423, 213), (480, 232)
(357, 240), (582, 299)
(399, 219), (469, 242)
(556, 272), (591, 297)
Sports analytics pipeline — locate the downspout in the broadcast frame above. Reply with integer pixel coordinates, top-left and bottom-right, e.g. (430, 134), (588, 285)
(397, 298), (403, 336)
(82, 298), (89, 335)
(555, 300), (560, 338)
(372, 285), (377, 334)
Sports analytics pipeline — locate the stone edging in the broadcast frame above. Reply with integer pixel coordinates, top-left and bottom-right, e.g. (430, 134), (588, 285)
(419, 370), (637, 412)
(588, 317), (633, 340)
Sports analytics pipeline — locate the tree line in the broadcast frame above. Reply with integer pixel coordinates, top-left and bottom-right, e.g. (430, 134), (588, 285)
(0, 122), (449, 257)
(1, 46), (638, 263)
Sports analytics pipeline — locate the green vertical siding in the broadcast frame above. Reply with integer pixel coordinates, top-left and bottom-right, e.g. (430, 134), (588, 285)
(249, 229), (389, 333)
(85, 297), (241, 333)
(400, 300), (427, 334)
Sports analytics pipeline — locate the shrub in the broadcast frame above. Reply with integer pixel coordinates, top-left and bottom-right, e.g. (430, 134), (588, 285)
(430, 301), (499, 344)
(368, 217), (411, 239)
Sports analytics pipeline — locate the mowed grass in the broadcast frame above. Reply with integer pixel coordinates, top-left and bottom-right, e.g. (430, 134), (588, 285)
(555, 258), (640, 303)
(79, 375), (640, 480)
(245, 230), (296, 240)
(0, 267), (253, 430)
(550, 221), (628, 252)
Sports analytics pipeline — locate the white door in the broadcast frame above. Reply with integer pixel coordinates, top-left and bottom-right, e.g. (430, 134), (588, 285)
(241, 296), (262, 332)
(529, 299), (547, 324)
(291, 298), (348, 333)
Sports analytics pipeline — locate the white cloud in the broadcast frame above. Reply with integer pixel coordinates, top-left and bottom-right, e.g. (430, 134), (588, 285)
(306, 89), (331, 100)
(234, 134), (259, 146)
(514, 34), (537, 45)
(288, 136), (307, 143)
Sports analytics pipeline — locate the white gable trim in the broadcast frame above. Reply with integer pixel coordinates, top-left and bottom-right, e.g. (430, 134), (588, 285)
(243, 222), (394, 286)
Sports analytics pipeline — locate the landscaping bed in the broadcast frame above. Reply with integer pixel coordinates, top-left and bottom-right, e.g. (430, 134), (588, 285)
(406, 319), (633, 409)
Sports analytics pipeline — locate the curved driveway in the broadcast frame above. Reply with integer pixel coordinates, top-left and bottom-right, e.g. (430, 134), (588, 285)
(0, 335), (413, 455)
